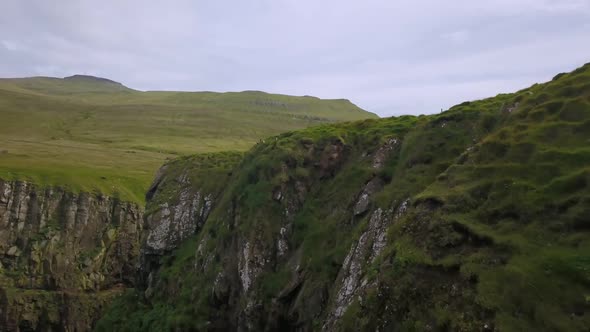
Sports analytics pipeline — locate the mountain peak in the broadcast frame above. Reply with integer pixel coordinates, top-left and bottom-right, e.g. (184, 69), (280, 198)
(63, 74), (123, 86)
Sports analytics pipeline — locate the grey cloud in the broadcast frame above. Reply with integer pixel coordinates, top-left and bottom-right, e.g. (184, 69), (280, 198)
(0, 0), (589, 116)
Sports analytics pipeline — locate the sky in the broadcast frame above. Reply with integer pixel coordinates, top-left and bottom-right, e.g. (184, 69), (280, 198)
(1, 0), (589, 116)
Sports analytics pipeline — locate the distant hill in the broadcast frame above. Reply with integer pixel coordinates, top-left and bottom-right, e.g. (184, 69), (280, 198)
(63, 74), (125, 85)
(0, 75), (376, 202)
(0, 75), (133, 95)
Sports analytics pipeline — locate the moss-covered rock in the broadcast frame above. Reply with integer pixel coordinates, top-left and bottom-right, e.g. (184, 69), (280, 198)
(0, 179), (143, 330)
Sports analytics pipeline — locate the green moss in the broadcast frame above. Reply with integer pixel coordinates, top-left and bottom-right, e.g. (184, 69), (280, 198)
(259, 267), (292, 298)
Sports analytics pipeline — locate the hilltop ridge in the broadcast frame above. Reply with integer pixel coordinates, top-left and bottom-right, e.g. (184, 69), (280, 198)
(64, 74), (126, 86)
(0, 75), (376, 203)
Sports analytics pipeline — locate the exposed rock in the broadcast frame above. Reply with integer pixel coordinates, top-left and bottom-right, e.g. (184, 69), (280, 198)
(139, 161), (225, 287)
(394, 198), (410, 220)
(354, 193), (370, 216)
(144, 188), (213, 254)
(272, 188), (283, 202)
(504, 102), (519, 113)
(6, 246), (20, 257)
(1, 285), (128, 331)
(324, 199), (409, 329)
(0, 179), (143, 329)
(194, 233), (214, 272)
(277, 227), (289, 258)
(324, 209), (387, 329)
(239, 240), (267, 292)
(353, 178), (384, 216)
(372, 137), (399, 169)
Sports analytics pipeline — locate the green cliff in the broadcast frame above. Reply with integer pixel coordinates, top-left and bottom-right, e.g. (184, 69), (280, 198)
(95, 64), (590, 331)
(0, 180), (143, 330)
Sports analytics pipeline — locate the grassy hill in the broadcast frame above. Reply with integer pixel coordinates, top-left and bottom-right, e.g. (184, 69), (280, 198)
(96, 63), (590, 331)
(0, 76), (376, 203)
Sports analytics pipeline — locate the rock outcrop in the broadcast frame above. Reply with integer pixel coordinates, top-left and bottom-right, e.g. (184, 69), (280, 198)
(0, 179), (143, 330)
(138, 152), (242, 293)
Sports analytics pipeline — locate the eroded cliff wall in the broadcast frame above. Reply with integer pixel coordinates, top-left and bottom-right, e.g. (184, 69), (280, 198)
(0, 180), (143, 331)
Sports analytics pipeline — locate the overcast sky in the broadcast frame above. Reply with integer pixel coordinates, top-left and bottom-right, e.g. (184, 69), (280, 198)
(1, 0), (589, 116)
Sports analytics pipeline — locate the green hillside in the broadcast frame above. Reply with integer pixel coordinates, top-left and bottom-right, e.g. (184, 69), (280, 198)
(0, 76), (376, 203)
(96, 63), (590, 331)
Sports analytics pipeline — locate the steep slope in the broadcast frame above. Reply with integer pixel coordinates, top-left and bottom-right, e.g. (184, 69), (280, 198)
(0, 180), (143, 330)
(97, 63), (590, 331)
(0, 76), (376, 203)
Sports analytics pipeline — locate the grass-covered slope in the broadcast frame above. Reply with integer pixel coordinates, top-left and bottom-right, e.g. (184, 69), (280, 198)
(0, 76), (376, 203)
(97, 64), (590, 331)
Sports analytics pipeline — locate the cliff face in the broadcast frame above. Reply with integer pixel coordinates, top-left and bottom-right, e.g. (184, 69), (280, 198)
(138, 152), (243, 293)
(99, 114), (495, 331)
(97, 63), (590, 332)
(0, 180), (143, 331)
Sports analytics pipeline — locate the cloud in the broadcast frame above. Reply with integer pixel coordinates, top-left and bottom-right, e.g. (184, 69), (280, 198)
(0, 0), (589, 116)
(1, 40), (21, 51)
(442, 31), (470, 44)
